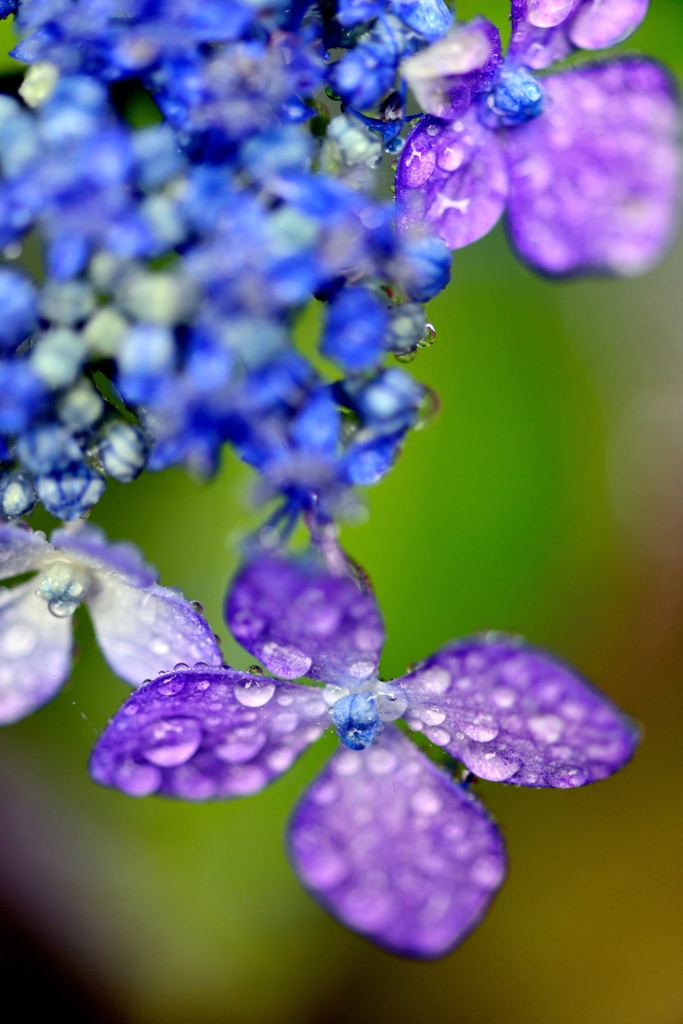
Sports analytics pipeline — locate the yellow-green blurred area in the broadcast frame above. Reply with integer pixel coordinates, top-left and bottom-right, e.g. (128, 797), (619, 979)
(1, 1), (683, 1022)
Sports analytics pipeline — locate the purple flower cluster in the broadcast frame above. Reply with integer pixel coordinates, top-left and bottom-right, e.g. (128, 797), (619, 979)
(397, 3), (681, 275)
(0, 0), (675, 959)
(89, 536), (638, 957)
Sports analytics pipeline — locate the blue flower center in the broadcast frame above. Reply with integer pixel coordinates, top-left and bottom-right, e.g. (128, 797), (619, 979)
(486, 67), (544, 127)
(36, 560), (90, 617)
(332, 691), (382, 750)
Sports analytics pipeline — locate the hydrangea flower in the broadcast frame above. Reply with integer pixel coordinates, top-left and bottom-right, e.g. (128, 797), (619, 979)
(90, 538), (638, 957)
(0, 521), (221, 723)
(397, 6), (681, 275)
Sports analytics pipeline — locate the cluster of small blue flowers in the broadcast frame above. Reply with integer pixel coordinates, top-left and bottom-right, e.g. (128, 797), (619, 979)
(0, 0), (455, 524)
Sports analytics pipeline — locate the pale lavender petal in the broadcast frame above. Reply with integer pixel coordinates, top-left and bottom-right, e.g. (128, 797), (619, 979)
(226, 553), (384, 686)
(288, 725), (506, 958)
(89, 667), (329, 800)
(398, 635), (639, 788)
(0, 579), (72, 723)
(51, 523), (157, 588)
(526, 0), (576, 28)
(0, 523), (50, 581)
(569, 0), (649, 50)
(397, 111), (508, 250)
(400, 19), (501, 120)
(506, 60), (681, 277)
(86, 576), (222, 686)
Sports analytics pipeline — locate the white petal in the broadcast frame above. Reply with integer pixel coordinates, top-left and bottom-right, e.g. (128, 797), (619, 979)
(0, 524), (50, 581)
(0, 580), (72, 723)
(86, 574), (222, 685)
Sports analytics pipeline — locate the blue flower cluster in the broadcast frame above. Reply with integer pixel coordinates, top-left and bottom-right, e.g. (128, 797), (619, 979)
(0, 0), (452, 523)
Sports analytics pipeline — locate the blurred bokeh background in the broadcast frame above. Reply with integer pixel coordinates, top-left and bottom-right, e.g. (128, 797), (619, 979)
(1, 1), (683, 1021)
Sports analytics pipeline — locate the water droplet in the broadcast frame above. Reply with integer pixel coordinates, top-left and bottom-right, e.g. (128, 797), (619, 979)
(48, 598), (79, 618)
(142, 717), (202, 767)
(196, 680), (210, 691)
(193, 661), (208, 669)
(216, 726), (267, 763)
(234, 680), (275, 707)
(367, 748), (398, 775)
(173, 662), (189, 671)
(415, 387), (440, 431)
(213, 633), (223, 645)
(464, 749), (520, 782)
(157, 677), (185, 696)
(258, 641), (312, 679)
(417, 323), (436, 349)
(461, 717), (499, 742)
(426, 727), (451, 747)
(421, 708), (446, 726)
(347, 659), (375, 680)
(394, 350), (417, 364)
(267, 747), (296, 772)
(248, 664), (263, 675)
(375, 689), (408, 721)
(411, 665), (450, 695)
(222, 764), (267, 795)
(114, 759), (161, 797)
(411, 788), (442, 816)
(470, 855), (504, 888)
(190, 600), (204, 614)
(322, 684), (349, 707)
(333, 750), (362, 776)
(528, 714), (564, 744)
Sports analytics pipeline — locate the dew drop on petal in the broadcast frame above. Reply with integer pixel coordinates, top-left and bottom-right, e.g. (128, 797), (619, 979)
(215, 727), (267, 763)
(426, 727), (451, 746)
(258, 641), (312, 679)
(223, 764), (268, 795)
(267, 747), (296, 772)
(367, 748), (398, 775)
(142, 717), (202, 767)
(115, 759), (162, 796)
(410, 788), (442, 817)
(413, 666), (451, 695)
(460, 717), (499, 742)
(157, 677), (185, 696)
(234, 681), (276, 707)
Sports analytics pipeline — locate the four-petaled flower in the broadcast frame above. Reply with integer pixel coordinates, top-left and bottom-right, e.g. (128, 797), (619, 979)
(90, 540), (638, 958)
(397, 1), (681, 276)
(0, 521), (222, 723)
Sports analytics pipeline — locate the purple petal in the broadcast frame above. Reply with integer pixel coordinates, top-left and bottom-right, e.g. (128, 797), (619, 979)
(506, 60), (681, 277)
(0, 523), (50, 581)
(225, 552), (384, 686)
(569, 0), (649, 50)
(89, 667), (330, 800)
(509, 0), (578, 68)
(398, 635), (639, 787)
(0, 580), (72, 723)
(51, 523), (157, 589)
(397, 111), (508, 250)
(288, 725), (506, 958)
(86, 577), (222, 686)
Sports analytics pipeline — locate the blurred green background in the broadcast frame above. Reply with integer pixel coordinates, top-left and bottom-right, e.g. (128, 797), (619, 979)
(1, 1), (683, 1021)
